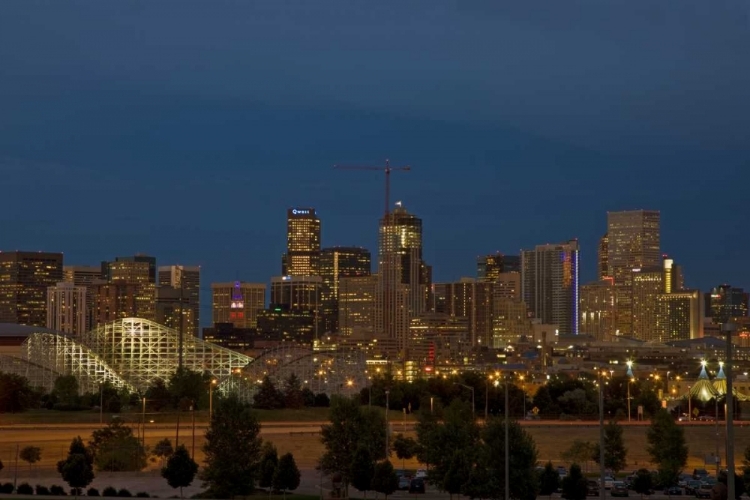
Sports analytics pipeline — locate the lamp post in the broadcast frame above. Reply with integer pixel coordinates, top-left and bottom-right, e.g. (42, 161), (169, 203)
(599, 370), (606, 500)
(454, 383), (475, 419)
(504, 374), (509, 500)
(519, 375), (526, 419)
(626, 360), (633, 422)
(99, 382), (104, 424)
(485, 375), (494, 420)
(209, 379), (217, 421)
(385, 390), (390, 459)
(141, 396), (147, 449)
(724, 323), (737, 500)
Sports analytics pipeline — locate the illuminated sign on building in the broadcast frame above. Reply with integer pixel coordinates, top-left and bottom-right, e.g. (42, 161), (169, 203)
(291, 209), (311, 215)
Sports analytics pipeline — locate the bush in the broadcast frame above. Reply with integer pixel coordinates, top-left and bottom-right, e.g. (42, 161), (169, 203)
(135, 493), (150, 498)
(103, 487), (118, 497)
(17, 483), (34, 495)
(88, 487), (101, 496)
(118, 488), (133, 497)
(37, 485), (51, 495)
(50, 484), (68, 495)
(0, 483), (15, 493)
(314, 393), (330, 407)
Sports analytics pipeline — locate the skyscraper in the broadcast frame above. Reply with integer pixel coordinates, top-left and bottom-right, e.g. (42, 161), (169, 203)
(63, 265), (103, 331)
(211, 281), (266, 329)
(376, 203), (430, 352)
(158, 265), (201, 336)
(706, 285), (748, 324)
(320, 247), (371, 333)
(656, 290), (702, 341)
(521, 240), (579, 335)
(579, 278), (615, 341)
(46, 282), (87, 335)
(0, 251), (64, 327)
(338, 275), (378, 337)
(99, 254), (157, 322)
(433, 279), (494, 346)
(477, 253), (520, 281)
(598, 233), (609, 279)
(283, 208), (321, 277)
(607, 210), (661, 336)
(631, 268), (663, 341)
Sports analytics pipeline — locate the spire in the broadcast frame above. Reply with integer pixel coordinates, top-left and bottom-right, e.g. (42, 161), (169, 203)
(699, 360), (709, 380)
(716, 361), (726, 380)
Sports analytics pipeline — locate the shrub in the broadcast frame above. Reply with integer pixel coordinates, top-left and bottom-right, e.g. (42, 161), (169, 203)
(118, 488), (133, 497)
(135, 493), (150, 498)
(88, 487), (101, 496)
(17, 483), (34, 494)
(50, 484), (68, 495)
(37, 485), (51, 495)
(0, 483), (15, 493)
(103, 486), (118, 497)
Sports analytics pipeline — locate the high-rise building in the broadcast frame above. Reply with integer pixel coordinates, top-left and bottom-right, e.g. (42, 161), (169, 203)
(338, 275), (378, 338)
(99, 254), (157, 322)
(656, 290), (702, 341)
(598, 233), (609, 279)
(320, 247), (371, 333)
(202, 322), (255, 353)
(579, 278), (616, 341)
(706, 285), (748, 324)
(521, 240), (579, 335)
(104, 254), (156, 284)
(156, 285), (197, 335)
(433, 279), (494, 346)
(607, 210), (661, 336)
(271, 276), (322, 312)
(46, 282), (87, 335)
(211, 282), (266, 329)
(477, 253), (520, 282)
(63, 265), (103, 331)
(0, 251), (64, 327)
(493, 272), (521, 301)
(376, 203), (430, 353)
(283, 208), (321, 277)
(158, 265), (200, 336)
(492, 299), (531, 347)
(91, 283), (152, 325)
(630, 268), (663, 341)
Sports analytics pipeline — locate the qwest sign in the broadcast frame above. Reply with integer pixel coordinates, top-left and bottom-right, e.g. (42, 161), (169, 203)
(291, 208), (311, 215)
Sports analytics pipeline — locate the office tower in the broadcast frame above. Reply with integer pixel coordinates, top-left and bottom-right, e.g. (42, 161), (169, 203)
(156, 285), (196, 335)
(158, 265), (200, 336)
(63, 266), (103, 285)
(477, 253), (521, 282)
(607, 210), (661, 336)
(656, 290), (702, 341)
(100, 254), (157, 321)
(283, 208), (321, 277)
(493, 272), (521, 301)
(409, 313), (470, 366)
(104, 254), (156, 284)
(492, 300), (532, 347)
(579, 278), (616, 340)
(598, 233), (609, 279)
(202, 323), (255, 353)
(91, 282), (151, 325)
(256, 308), (319, 344)
(432, 279), (493, 346)
(520, 240), (579, 335)
(338, 275), (378, 337)
(46, 282), (87, 335)
(376, 203), (430, 352)
(631, 268), (663, 341)
(0, 251), (64, 327)
(271, 276), (322, 311)
(706, 285), (748, 324)
(211, 282), (266, 329)
(320, 247), (371, 333)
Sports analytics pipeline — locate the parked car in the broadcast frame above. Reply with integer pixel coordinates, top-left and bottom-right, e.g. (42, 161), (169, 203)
(678, 475), (692, 487)
(587, 480), (600, 497)
(693, 468), (708, 480)
(398, 476), (411, 490)
(611, 482), (629, 497)
(603, 477), (616, 490)
(695, 484), (713, 499)
(409, 478), (426, 494)
(558, 466), (568, 478)
(415, 469), (427, 479)
(685, 480), (702, 494)
(665, 486), (683, 495)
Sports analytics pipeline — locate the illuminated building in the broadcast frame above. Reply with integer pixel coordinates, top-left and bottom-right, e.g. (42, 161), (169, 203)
(203, 322), (255, 353)
(656, 290), (702, 341)
(579, 278), (615, 340)
(256, 306), (320, 345)
(156, 285), (196, 335)
(0, 251), (64, 327)
(320, 247), (371, 333)
(338, 275), (378, 337)
(46, 282), (87, 336)
(408, 313), (470, 368)
(607, 210), (661, 336)
(211, 281), (266, 328)
(493, 272), (521, 301)
(477, 253), (520, 282)
(492, 299), (531, 347)
(63, 266), (103, 285)
(598, 233), (609, 279)
(520, 240), (579, 334)
(631, 267), (663, 341)
(100, 254), (156, 322)
(158, 265), (200, 336)
(706, 285), (748, 324)
(433, 279), (494, 346)
(283, 208), (321, 277)
(376, 203), (430, 353)
(104, 254), (156, 284)
(271, 276), (321, 311)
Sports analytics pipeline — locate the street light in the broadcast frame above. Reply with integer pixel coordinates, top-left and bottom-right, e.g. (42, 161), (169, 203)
(99, 382), (104, 424)
(209, 379), (217, 420)
(453, 383), (475, 419)
(485, 375), (494, 419)
(519, 375), (526, 419)
(598, 370), (606, 500)
(626, 360), (634, 422)
(385, 390), (390, 459)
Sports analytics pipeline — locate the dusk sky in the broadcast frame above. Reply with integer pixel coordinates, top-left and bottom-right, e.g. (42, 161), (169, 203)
(1, 1), (749, 319)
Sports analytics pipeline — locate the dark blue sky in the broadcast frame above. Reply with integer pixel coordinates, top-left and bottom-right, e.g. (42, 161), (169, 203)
(1, 2), (749, 310)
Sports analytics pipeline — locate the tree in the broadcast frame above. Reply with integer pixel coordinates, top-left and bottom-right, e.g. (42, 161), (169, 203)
(371, 460), (398, 500)
(57, 437), (94, 498)
(539, 461), (561, 499)
(561, 440), (596, 472)
(443, 451), (471, 500)
(144, 379), (172, 411)
(272, 453), (300, 500)
(161, 445), (198, 499)
(0, 372), (35, 412)
(89, 419), (146, 471)
(358, 407), (387, 462)
(319, 396), (366, 493)
(646, 410), (687, 487)
(52, 375), (80, 407)
(351, 447), (374, 499)
(153, 439), (174, 466)
(633, 468), (654, 499)
(301, 387), (315, 407)
(201, 394), (263, 498)
(253, 375), (283, 409)
(258, 442), (279, 492)
(561, 464), (588, 500)
(392, 434), (418, 473)
(283, 374), (304, 409)
(478, 417), (539, 500)
(593, 421), (627, 473)
(20, 446), (41, 472)
(718, 470), (744, 500)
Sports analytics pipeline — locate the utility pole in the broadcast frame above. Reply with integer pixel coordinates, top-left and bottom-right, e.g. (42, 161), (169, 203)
(504, 375), (509, 500)
(725, 323), (736, 500)
(385, 390), (390, 459)
(599, 371), (606, 500)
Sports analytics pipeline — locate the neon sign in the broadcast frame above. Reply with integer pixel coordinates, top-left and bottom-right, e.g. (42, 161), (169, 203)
(291, 209), (310, 215)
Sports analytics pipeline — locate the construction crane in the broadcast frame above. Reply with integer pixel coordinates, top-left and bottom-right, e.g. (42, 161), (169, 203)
(334, 159), (411, 216)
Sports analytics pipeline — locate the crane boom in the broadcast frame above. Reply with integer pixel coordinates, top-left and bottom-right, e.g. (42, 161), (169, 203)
(334, 159), (411, 216)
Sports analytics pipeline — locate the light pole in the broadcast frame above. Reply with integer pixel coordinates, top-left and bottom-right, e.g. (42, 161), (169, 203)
(209, 379), (217, 421)
(626, 360), (633, 422)
(141, 396), (146, 450)
(454, 383), (475, 419)
(520, 375), (526, 419)
(724, 323), (736, 500)
(599, 370), (605, 500)
(385, 390), (390, 459)
(504, 374), (509, 500)
(485, 375), (494, 420)
(99, 382), (104, 424)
